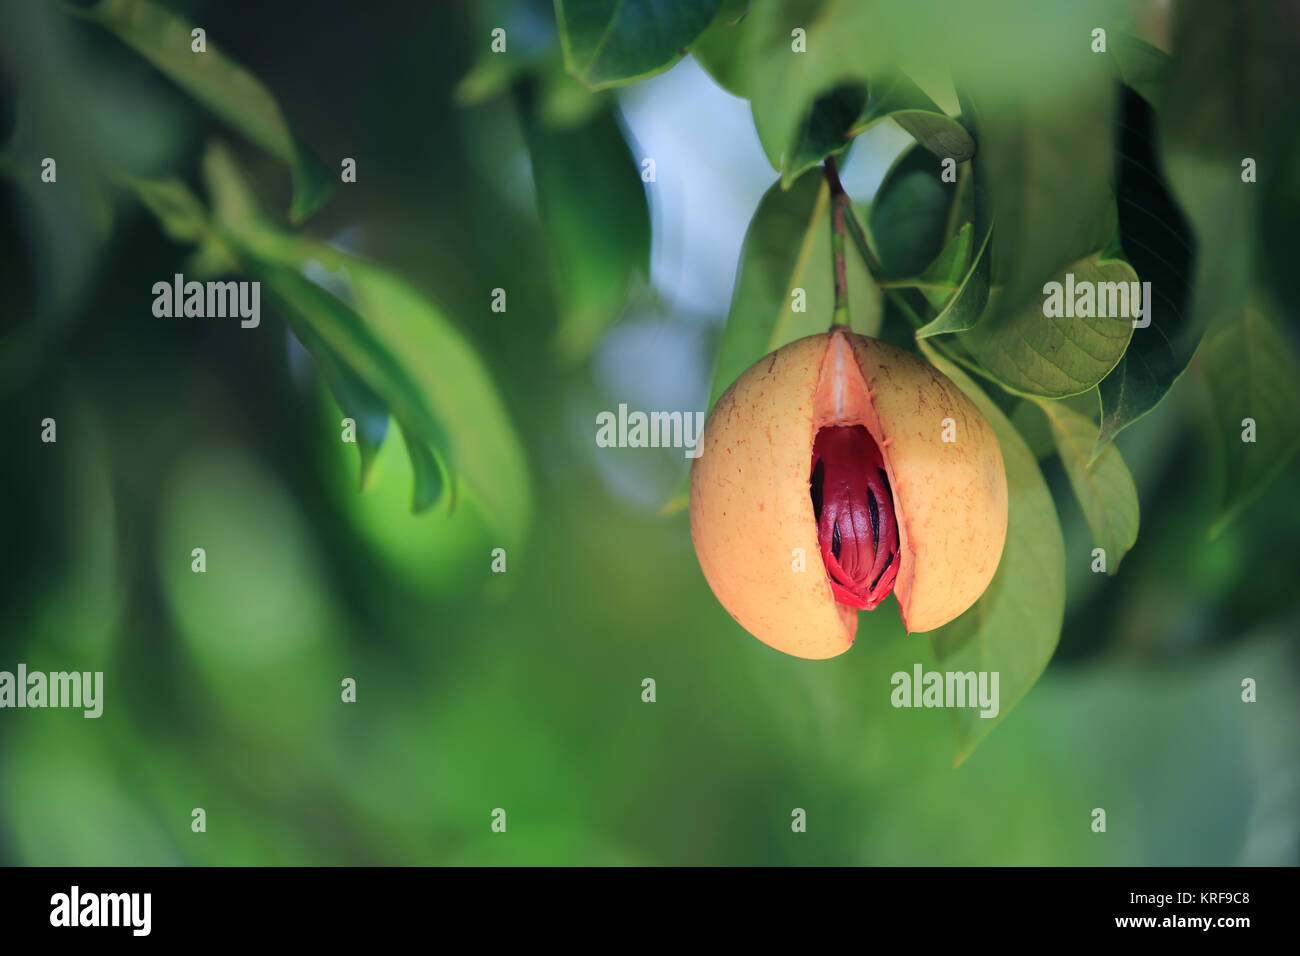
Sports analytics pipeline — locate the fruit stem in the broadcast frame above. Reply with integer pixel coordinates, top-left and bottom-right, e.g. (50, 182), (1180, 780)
(841, 199), (885, 278)
(824, 156), (850, 330)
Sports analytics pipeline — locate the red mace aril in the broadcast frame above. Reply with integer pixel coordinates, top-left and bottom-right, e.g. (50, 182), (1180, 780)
(811, 425), (900, 610)
(689, 327), (1008, 660)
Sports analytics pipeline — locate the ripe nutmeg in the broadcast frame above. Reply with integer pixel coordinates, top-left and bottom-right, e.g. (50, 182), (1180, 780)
(689, 327), (1008, 659)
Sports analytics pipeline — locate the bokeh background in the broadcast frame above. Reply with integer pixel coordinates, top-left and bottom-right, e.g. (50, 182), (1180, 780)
(1, 0), (1297, 865)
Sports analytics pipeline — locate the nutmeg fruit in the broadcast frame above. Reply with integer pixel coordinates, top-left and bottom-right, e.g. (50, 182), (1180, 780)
(689, 327), (1008, 659)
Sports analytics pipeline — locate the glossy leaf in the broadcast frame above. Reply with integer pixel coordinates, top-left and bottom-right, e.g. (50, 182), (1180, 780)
(1034, 399), (1139, 572)
(913, 221), (973, 306)
(1200, 302), (1300, 537)
(781, 83), (866, 187)
(81, 0), (332, 223)
(869, 144), (952, 279)
(848, 73), (974, 162)
(1095, 85), (1196, 454)
(555, 0), (721, 90)
(923, 345), (1065, 765)
(915, 222), (991, 338)
(961, 251), (1137, 398)
(519, 83), (650, 362)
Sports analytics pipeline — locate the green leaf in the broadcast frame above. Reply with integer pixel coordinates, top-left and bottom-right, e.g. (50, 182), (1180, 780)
(127, 176), (210, 243)
(1095, 86), (1197, 453)
(1161, 0), (1297, 164)
(518, 83), (650, 362)
(454, 0), (560, 105)
(741, 0), (883, 173)
(399, 423), (449, 514)
(922, 344), (1065, 765)
(847, 72), (974, 162)
(555, 0), (721, 90)
(1200, 302), (1300, 537)
(291, 317), (391, 491)
(869, 144), (953, 279)
(81, 0), (332, 223)
(691, 0), (754, 98)
(780, 82), (866, 187)
(1032, 399), (1139, 572)
(1108, 31), (1169, 109)
(1156, 0), (1299, 354)
(706, 170), (878, 410)
(777, 71), (972, 188)
(960, 250), (1138, 398)
(1009, 400), (1054, 460)
(963, 73), (1117, 312)
(914, 221), (973, 305)
(914, 223), (991, 338)
(199, 144), (532, 544)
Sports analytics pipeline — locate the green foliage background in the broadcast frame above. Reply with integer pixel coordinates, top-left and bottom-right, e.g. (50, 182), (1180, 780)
(0, 0), (1297, 864)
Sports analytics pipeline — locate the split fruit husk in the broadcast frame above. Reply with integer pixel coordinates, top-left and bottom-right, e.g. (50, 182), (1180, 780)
(689, 328), (1008, 660)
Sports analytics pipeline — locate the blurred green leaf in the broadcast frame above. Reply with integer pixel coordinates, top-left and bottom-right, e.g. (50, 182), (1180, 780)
(706, 169), (877, 409)
(80, 0), (332, 223)
(518, 83), (650, 362)
(1161, 0), (1297, 164)
(399, 423), (449, 514)
(1095, 86), (1196, 454)
(1156, 0), (1299, 377)
(1033, 398), (1139, 572)
(964, 74), (1117, 312)
(194, 144), (532, 542)
(781, 82), (865, 187)
(1200, 302), (1300, 537)
(961, 250), (1137, 398)
(1107, 31), (1169, 109)
(127, 175), (210, 243)
(848, 72), (974, 162)
(290, 317), (391, 491)
(741, 0), (883, 173)
(923, 345), (1065, 765)
(555, 0), (721, 90)
(691, 0), (753, 97)
(454, 0), (560, 105)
